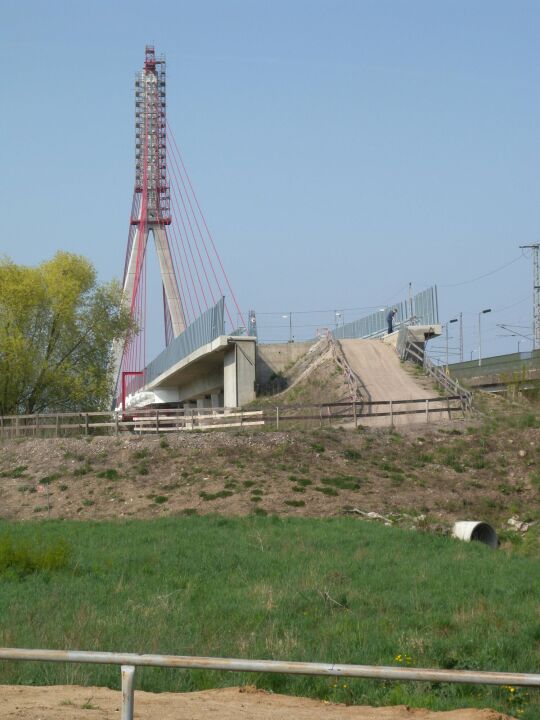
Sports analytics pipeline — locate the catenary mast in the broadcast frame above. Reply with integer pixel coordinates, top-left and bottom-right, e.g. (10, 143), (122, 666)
(519, 243), (540, 350)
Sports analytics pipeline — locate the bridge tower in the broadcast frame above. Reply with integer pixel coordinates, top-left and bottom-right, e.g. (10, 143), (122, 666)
(114, 46), (246, 407)
(123, 46), (185, 340)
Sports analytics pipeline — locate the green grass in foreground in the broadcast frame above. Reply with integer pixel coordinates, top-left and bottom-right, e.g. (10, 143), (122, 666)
(0, 517), (538, 718)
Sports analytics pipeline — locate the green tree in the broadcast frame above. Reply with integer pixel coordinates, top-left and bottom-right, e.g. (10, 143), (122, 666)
(0, 252), (133, 414)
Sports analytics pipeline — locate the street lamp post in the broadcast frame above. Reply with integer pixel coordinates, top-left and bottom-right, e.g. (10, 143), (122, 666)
(445, 318), (458, 369)
(335, 311), (343, 334)
(478, 308), (492, 367)
(281, 315), (292, 343)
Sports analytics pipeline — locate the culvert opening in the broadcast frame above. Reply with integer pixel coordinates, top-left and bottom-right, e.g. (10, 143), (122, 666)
(470, 523), (498, 548)
(452, 521), (499, 549)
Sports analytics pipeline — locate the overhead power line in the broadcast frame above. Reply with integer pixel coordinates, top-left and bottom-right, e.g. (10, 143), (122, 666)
(438, 253), (525, 288)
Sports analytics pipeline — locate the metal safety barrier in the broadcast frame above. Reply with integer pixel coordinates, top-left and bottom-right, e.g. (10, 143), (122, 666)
(1, 648), (539, 720)
(333, 286), (439, 341)
(397, 326), (473, 412)
(143, 297), (225, 388)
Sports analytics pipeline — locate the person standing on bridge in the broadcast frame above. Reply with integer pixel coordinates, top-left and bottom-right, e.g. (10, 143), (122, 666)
(386, 308), (397, 334)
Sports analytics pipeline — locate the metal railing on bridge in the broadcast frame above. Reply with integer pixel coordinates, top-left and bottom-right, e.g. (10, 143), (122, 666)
(143, 298), (225, 388)
(333, 286), (439, 341)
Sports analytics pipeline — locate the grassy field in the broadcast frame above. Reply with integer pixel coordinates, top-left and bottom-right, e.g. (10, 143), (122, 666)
(0, 516), (539, 717)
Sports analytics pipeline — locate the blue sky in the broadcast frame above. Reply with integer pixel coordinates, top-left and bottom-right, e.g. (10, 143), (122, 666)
(1, 0), (538, 361)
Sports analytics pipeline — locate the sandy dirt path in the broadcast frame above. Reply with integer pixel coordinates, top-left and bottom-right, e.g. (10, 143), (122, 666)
(339, 339), (447, 427)
(0, 684), (515, 720)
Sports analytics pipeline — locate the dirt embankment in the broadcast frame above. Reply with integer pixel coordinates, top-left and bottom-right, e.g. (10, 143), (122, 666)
(0, 684), (516, 720)
(256, 337), (352, 405)
(0, 420), (538, 534)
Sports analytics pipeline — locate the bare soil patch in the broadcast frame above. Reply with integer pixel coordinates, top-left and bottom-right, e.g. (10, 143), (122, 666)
(0, 420), (538, 535)
(0, 684), (515, 719)
(256, 338), (352, 405)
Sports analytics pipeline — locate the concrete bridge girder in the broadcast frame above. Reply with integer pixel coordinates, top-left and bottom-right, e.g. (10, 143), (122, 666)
(142, 336), (256, 410)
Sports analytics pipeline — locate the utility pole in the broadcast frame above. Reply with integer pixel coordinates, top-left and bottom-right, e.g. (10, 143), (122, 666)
(519, 244), (540, 350)
(445, 318), (458, 370)
(459, 312), (464, 362)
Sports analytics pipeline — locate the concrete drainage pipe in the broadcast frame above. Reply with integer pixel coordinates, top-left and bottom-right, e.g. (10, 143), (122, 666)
(452, 521), (498, 549)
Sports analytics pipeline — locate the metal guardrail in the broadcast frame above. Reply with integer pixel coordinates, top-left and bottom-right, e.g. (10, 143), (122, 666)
(397, 327), (473, 412)
(1, 648), (539, 720)
(423, 357), (473, 412)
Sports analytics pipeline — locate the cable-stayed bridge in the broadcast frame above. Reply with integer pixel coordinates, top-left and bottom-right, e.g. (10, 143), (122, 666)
(114, 46), (440, 415)
(113, 46), (255, 412)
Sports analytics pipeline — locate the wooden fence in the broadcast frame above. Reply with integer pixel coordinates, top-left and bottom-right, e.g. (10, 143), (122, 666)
(0, 396), (464, 439)
(272, 396), (463, 429)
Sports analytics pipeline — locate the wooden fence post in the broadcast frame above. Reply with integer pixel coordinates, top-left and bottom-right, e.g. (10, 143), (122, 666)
(115, 412), (119, 436)
(353, 401), (357, 429)
(276, 407), (279, 430)
(425, 399), (429, 423)
(389, 400), (394, 429)
(84, 413), (89, 436)
(55, 415), (59, 438)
